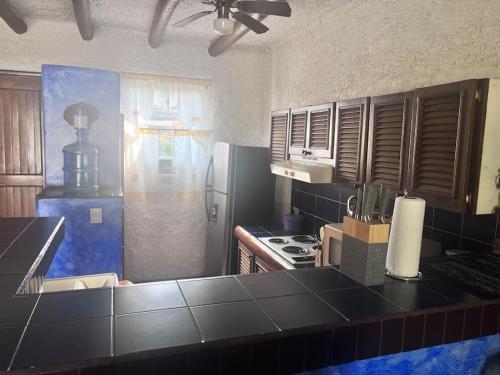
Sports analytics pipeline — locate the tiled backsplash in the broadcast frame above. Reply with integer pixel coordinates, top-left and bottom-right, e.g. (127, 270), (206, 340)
(290, 181), (499, 254)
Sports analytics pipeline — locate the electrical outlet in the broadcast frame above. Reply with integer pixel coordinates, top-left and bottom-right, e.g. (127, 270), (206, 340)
(89, 208), (102, 224)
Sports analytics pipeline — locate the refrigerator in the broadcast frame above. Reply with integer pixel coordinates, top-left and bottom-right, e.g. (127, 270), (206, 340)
(204, 142), (276, 276)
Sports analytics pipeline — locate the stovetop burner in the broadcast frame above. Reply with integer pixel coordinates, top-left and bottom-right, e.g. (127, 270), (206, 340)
(282, 246), (310, 255)
(257, 235), (317, 267)
(291, 235), (316, 244)
(269, 238), (289, 244)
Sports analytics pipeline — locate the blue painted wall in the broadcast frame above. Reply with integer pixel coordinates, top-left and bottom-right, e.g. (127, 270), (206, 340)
(303, 334), (500, 375)
(37, 197), (123, 279)
(41, 64), (121, 188)
(39, 65), (123, 279)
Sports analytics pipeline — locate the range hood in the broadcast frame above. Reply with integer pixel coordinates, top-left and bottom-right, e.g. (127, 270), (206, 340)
(271, 160), (333, 183)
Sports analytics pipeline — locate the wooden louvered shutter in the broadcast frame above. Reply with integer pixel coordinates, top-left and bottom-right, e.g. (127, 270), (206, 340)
(334, 98), (369, 184)
(366, 93), (411, 192)
(255, 257), (271, 273)
(238, 243), (254, 274)
(408, 80), (477, 212)
(307, 103), (334, 158)
(270, 110), (289, 163)
(288, 107), (308, 156)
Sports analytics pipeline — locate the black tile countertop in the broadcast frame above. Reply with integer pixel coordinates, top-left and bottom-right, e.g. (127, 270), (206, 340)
(1, 220), (500, 374)
(0, 217), (64, 297)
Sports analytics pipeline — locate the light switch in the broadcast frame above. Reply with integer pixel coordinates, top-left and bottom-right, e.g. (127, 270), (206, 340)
(90, 208), (102, 224)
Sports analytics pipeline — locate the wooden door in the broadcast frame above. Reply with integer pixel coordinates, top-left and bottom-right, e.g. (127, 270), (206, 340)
(0, 73), (43, 217)
(366, 93), (412, 192)
(407, 80), (478, 212)
(270, 109), (289, 163)
(334, 97), (369, 184)
(307, 103), (335, 159)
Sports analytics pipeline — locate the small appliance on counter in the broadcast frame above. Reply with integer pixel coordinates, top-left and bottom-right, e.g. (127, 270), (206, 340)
(321, 223), (343, 266)
(258, 235), (318, 268)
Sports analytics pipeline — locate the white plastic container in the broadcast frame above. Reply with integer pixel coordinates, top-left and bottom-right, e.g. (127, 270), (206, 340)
(40, 273), (118, 292)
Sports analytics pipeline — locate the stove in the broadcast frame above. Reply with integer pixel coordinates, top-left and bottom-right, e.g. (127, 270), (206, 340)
(258, 235), (318, 267)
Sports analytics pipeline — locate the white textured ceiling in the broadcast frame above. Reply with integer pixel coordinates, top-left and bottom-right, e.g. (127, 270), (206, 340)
(5, 0), (348, 47)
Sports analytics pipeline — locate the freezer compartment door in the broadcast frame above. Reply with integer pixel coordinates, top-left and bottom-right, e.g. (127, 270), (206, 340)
(211, 142), (234, 195)
(204, 190), (232, 276)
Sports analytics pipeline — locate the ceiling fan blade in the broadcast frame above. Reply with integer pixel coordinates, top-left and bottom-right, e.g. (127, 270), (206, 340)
(236, 1), (291, 17)
(232, 11), (269, 34)
(172, 10), (213, 28)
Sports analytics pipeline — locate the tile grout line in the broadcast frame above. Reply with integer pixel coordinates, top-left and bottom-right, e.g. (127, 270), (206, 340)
(459, 210), (465, 249)
(285, 271), (351, 322)
(479, 305), (485, 337)
(294, 188), (345, 205)
(421, 312), (427, 348)
(378, 320), (384, 356)
(257, 225), (273, 236)
(233, 276), (282, 332)
(425, 227), (494, 247)
(299, 189), (496, 247)
(7, 292), (42, 371)
(366, 286), (410, 313)
(417, 282), (462, 305)
(400, 316), (406, 352)
(175, 280), (205, 343)
(299, 210), (345, 226)
(0, 218), (36, 258)
(111, 287), (114, 357)
(442, 310), (448, 344)
(460, 308), (466, 341)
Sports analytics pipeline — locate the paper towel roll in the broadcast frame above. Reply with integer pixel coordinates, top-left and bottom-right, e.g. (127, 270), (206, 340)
(386, 196), (426, 278)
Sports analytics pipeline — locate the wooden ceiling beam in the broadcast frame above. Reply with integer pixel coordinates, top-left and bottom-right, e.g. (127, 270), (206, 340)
(149, 0), (182, 49)
(0, 0), (27, 34)
(72, 0), (94, 41)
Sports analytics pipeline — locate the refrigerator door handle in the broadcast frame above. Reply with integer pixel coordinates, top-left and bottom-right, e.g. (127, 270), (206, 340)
(205, 155), (214, 221)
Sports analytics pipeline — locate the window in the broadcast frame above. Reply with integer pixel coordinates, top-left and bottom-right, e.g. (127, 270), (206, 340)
(158, 130), (175, 175)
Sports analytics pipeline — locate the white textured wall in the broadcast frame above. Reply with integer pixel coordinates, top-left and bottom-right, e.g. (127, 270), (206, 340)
(271, 0), (500, 219)
(0, 19), (271, 147)
(271, 0), (500, 109)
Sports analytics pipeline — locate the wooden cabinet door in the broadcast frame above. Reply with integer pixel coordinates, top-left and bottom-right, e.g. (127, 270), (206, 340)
(270, 109), (289, 164)
(306, 103), (335, 159)
(408, 80), (478, 212)
(288, 107), (308, 156)
(0, 74), (43, 217)
(238, 243), (254, 274)
(334, 97), (369, 184)
(366, 93), (412, 192)
(255, 257), (271, 273)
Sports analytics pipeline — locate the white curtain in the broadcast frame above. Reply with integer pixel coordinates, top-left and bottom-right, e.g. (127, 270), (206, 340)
(121, 73), (213, 281)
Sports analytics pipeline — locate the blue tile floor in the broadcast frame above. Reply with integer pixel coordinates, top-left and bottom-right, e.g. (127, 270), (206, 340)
(303, 334), (500, 375)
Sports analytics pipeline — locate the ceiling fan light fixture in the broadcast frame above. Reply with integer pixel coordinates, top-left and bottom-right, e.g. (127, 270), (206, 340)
(213, 17), (235, 35)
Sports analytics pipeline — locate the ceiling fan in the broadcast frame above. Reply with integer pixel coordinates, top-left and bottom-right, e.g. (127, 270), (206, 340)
(173, 0), (291, 36)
